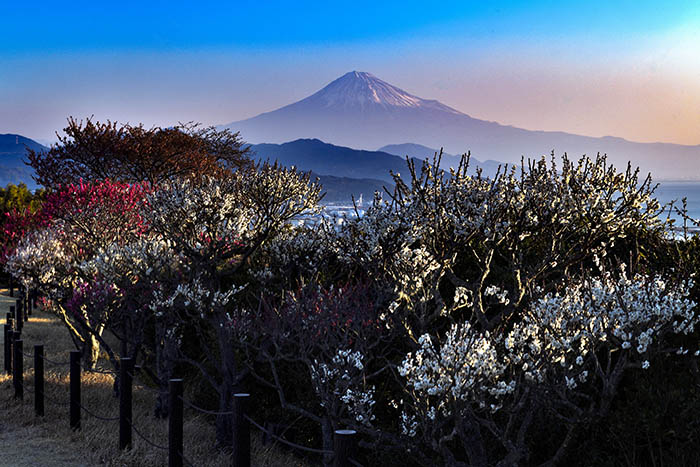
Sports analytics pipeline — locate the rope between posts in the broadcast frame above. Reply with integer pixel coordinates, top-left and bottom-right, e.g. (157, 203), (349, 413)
(130, 420), (169, 450)
(78, 363), (116, 376)
(179, 395), (233, 416)
(76, 400), (120, 421)
(40, 388), (72, 407)
(244, 414), (333, 455)
(38, 353), (71, 367)
(132, 381), (164, 395)
(349, 458), (364, 467)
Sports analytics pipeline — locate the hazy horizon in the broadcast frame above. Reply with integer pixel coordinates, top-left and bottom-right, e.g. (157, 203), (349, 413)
(2, 1), (699, 147)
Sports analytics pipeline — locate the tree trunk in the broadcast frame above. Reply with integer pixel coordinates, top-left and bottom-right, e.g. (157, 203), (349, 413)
(321, 416), (334, 466)
(462, 418), (488, 467)
(81, 324), (103, 369)
(216, 382), (234, 448)
(214, 322), (239, 447)
(154, 322), (177, 418)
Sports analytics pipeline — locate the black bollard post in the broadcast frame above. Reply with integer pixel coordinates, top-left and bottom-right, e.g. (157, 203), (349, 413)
(9, 306), (15, 325)
(23, 289), (28, 321)
(119, 358), (134, 450)
(9, 276), (13, 297)
(3, 323), (10, 374)
(10, 330), (19, 374)
(13, 339), (23, 400)
(333, 429), (357, 467)
(27, 289), (32, 316)
(15, 300), (23, 332)
(35, 345), (44, 416)
(70, 350), (81, 430)
(6, 328), (15, 375)
(168, 379), (184, 467)
(232, 393), (251, 467)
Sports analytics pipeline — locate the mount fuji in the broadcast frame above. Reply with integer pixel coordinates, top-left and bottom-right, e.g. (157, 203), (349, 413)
(223, 71), (700, 180)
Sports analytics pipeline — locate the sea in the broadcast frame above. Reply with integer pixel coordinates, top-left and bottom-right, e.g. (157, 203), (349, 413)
(317, 182), (700, 230)
(654, 181), (700, 228)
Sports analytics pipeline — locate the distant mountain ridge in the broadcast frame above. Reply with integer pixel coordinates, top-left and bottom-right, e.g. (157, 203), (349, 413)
(0, 133), (46, 158)
(250, 139), (409, 202)
(378, 143), (507, 175)
(250, 138), (418, 183)
(0, 134), (44, 189)
(224, 71), (700, 180)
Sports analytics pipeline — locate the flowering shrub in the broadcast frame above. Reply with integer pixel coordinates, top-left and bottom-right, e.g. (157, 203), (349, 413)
(5, 180), (149, 367)
(396, 268), (697, 465)
(6, 151), (700, 464)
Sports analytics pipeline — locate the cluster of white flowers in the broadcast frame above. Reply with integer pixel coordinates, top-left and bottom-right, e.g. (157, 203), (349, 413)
(6, 224), (73, 292)
(392, 245), (442, 300)
(399, 322), (515, 417)
(453, 286), (472, 309)
(79, 238), (178, 286)
(335, 202), (414, 265)
(397, 268), (697, 443)
(149, 278), (246, 318)
(401, 411), (419, 437)
(145, 177), (252, 252)
(484, 285), (510, 306)
(254, 220), (335, 283)
(507, 270), (697, 385)
(310, 349), (376, 426)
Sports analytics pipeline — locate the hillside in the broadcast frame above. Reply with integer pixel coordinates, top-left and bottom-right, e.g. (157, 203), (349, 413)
(0, 134), (45, 188)
(250, 138), (418, 184)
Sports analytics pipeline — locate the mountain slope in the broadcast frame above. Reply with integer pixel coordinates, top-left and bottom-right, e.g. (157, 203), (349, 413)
(378, 143), (508, 177)
(0, 134), (45, 188)
(250, 138), (417, 183)
(224, 71), (700, 180)
(250, 139), (414, 202)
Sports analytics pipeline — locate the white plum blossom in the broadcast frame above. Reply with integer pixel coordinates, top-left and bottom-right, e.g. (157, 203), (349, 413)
(149, 278), (246, 318)
(507, 269), (697, 386)
(6, 224), (73, 292)
(399, 322), (515, 418)
(484, 285), (510, 306)
(310, 349), (376, 426)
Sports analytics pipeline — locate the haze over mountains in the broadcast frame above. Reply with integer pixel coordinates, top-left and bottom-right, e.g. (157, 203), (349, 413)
(225, 71), (700, 180)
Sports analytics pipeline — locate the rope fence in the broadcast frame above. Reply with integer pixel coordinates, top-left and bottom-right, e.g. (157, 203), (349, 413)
(245, 414), (333, 455)
(4, 320), (365, 467)
(179, 395), (233, 416)
(130, 418), (169, 451)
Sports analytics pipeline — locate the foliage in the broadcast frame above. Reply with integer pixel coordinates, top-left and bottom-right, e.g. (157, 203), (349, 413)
(0, 182), (45, 213)
(26, 117), (251, 189)
(5, 180), (149, 367)
(0, 183), (46, 264)
(6, 149), (700, 465)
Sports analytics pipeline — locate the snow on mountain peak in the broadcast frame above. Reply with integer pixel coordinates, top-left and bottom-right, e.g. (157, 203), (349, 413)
(302, 71), (463, 114)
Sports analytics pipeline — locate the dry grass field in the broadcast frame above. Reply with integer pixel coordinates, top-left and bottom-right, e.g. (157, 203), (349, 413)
(0, 290), (310, 466)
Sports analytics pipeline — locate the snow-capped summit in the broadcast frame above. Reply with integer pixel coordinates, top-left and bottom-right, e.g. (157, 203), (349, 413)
(222, 71), (700, 180)
(300, 71), (462, 114)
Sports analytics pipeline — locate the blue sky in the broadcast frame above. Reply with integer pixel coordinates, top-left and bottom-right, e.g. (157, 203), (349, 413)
(3, 1), (696, 51)
(2, 1), (699, 144)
